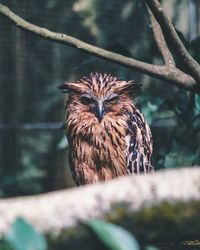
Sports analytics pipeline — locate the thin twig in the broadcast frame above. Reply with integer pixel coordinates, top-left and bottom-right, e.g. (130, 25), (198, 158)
(145, 0), (200, 82)
(146, 6), (175, 67)
(0, 4), (199, 93)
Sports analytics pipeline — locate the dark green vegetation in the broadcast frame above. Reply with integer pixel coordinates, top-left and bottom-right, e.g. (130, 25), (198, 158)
(0, 218), (145, 250)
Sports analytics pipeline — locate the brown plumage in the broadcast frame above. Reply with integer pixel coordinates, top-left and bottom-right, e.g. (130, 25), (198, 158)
(59, 73), (154, 185)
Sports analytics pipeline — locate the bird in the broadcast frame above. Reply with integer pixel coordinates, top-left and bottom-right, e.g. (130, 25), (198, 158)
(59, 72), (154, 186)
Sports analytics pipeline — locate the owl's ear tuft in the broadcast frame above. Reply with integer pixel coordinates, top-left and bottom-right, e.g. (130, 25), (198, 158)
(58, 82), (84, 93)
(116, 80), (141, 94)
(58, 83), (70, 93)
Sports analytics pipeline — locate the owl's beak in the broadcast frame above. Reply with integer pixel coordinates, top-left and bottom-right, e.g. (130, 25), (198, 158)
(95, 101), (105, 121)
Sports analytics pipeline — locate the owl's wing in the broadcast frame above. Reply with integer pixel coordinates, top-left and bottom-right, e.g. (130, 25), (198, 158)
(68, 148), (82, 186)
(125, 110), (153, 174)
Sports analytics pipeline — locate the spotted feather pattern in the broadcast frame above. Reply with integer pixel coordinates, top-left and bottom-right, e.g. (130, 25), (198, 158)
(125, 109), (153, 174)
(61, 73), (154, 185)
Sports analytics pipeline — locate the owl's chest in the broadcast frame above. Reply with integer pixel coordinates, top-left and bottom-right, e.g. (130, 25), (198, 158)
(72, 117), (127, 153)
(68, 117), (133, 183)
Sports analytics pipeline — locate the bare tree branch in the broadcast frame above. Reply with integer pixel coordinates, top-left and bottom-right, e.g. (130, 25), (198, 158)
(146, 6), (175, 67)
(145, 0), (200, 82)
(0, 168), (200, 248)
(0, 3), (200, 93)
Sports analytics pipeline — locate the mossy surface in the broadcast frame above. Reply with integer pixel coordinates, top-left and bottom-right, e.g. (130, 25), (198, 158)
(107, 200), (200, 242)
(46, 200), (200, 249)
(47, 224), (106, 250)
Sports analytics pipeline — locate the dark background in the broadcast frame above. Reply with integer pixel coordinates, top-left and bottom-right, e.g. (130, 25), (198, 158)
(0, 0), (200, 198)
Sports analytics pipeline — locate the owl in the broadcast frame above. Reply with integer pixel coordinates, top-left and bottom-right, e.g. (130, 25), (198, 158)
(59, 73), (154, 186)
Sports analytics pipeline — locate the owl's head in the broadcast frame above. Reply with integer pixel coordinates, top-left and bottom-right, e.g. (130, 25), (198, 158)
(59, 73), (137, 121)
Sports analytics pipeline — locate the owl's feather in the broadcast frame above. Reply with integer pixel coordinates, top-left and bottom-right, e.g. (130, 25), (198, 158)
(61, 72), (154, 185)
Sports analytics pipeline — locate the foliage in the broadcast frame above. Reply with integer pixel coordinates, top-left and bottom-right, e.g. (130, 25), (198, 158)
(0, 218), (160, 250)
(140, 85), (200, 169)
(88, 219), (140, 250)
(5, 218), (47, 250)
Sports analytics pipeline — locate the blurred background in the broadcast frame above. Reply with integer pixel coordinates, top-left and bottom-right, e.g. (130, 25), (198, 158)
(0, 0), (200, 198)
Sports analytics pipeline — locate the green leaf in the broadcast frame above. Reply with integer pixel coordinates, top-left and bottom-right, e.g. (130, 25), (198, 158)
(164, 142), (196, 168)
(88, 219), (140, 250)
(145, 245), (159, 250)
(141, 106), (153, 125)
(195, 94), (200, 111)
(147, 101), (158, 112)
(5, 218), (47, 250)
(57, 135), (68, 149)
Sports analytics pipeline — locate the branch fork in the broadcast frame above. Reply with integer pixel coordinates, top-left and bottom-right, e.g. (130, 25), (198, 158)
(0, 1), (199, 93)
